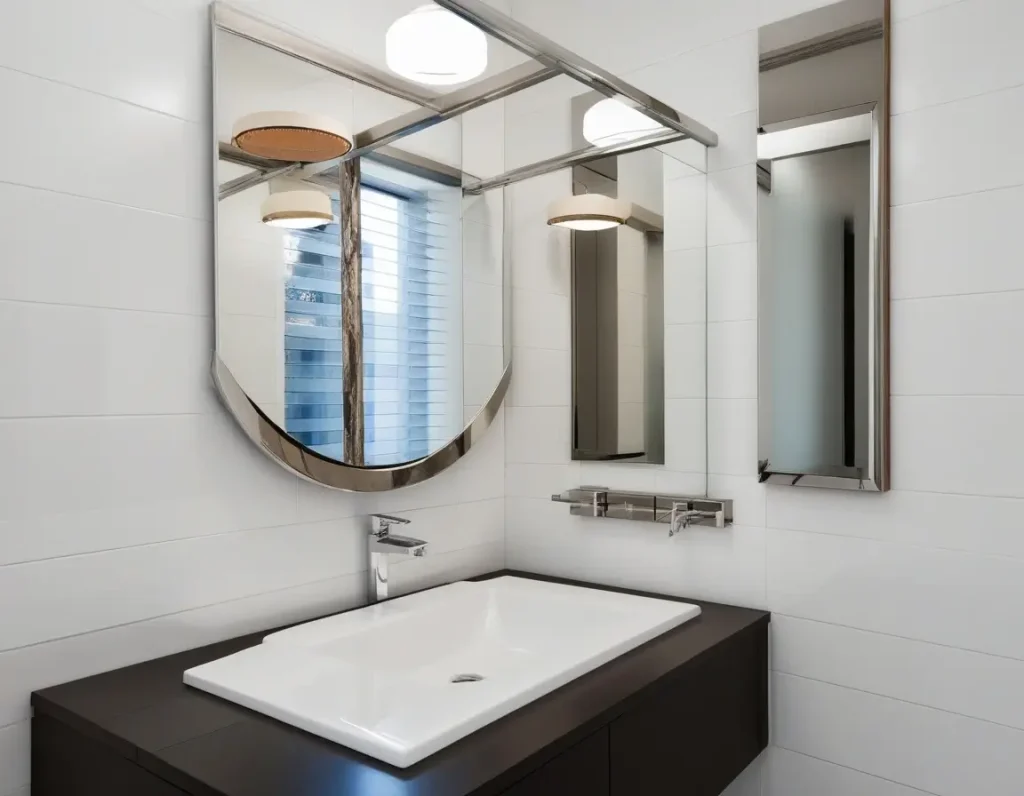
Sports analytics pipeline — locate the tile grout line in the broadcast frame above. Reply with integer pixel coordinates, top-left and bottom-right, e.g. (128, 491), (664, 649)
(769, 612), (1024, 665)
(773, 670), (1024, 735)
(771, 745), (940, 795)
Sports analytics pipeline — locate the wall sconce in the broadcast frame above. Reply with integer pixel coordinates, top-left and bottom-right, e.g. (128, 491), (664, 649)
(260, 188), (333, 229)
(582, 98), (667, 147)
(547, 194), (630, 231)
(232, 111), (352, 162)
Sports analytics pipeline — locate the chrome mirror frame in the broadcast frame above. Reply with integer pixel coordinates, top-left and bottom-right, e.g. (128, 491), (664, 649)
(756, 0), (891, 492)
(209, 1), (717, 491)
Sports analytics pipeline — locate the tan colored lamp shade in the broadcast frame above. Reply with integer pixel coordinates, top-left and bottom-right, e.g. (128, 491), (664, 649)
(260, 190), (334, 229)
(231, 111), (352, 163)
(547, 194), (630, 231)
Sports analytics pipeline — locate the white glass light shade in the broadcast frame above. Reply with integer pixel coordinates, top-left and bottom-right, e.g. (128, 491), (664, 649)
(386, 4), (487, 86)
(582, 98), (666, 147)
(260, 190), (334, 229)
(232, 111), (352, 163)
(547, 194), (630, 231)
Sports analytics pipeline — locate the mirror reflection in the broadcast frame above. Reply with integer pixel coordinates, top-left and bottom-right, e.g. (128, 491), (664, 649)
(756, 0), (889, 489)
(215, 25), (507, 469)
(568, 153), (666, 464)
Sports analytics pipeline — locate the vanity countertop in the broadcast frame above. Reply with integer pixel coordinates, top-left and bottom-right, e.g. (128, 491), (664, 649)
(32, 571), (770, 796)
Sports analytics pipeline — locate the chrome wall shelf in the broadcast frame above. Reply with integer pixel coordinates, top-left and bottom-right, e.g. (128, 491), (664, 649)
(551, 487), (734, 535)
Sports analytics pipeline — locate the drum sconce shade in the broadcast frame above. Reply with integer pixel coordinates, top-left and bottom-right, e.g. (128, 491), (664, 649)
(260, 190), (334, 229)
(547, 194), (630, 231)
(232, 111), (353, 163)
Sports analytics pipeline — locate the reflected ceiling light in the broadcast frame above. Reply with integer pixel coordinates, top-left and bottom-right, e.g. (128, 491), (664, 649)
(386, 4), (487, 86)
(582, 98), (666, 147)
(232, 111), (352, 163)
(547, 194), (630, 231)
(260, 190), (334, 229)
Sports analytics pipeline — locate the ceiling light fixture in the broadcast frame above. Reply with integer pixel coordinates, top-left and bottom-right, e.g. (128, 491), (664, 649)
(547, 194), (630, 231)
(386, 4), (488, 86)
(260, 190), (334, 229)
(232, 111), (352, 163)
(582, 98), (666, 147)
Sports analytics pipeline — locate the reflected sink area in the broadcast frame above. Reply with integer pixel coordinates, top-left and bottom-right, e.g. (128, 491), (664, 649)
(184, 576), (701, 767)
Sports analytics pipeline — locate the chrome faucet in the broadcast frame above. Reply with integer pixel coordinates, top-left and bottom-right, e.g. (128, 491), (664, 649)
(368, 514), (427, 603)
(669, 501), (726, 537)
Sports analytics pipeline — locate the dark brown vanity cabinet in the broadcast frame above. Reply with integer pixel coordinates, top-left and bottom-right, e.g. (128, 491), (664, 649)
(32, 572), (768, 796)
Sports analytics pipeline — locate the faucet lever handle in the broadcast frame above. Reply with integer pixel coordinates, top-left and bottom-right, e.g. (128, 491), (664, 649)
(370, 513), (411, 535)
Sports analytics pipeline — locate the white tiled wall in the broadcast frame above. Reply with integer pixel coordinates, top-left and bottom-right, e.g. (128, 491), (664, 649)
(0, 0), (507, 791)
(506, 0), (1024, 794)
(3, 0), (1022, 793)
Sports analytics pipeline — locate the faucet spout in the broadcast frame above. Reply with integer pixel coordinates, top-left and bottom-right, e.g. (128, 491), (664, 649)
(368, 514), (427, 603)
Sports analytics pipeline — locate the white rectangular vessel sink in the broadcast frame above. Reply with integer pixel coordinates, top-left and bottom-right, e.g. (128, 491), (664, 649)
(184, 576), (700, 768)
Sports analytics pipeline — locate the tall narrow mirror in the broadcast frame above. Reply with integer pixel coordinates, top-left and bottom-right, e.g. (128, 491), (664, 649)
(570, 152), (666, 464)
(756, 0), (890, 490)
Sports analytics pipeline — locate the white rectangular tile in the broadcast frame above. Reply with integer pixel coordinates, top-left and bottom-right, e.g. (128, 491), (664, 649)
(772, 614), (1024, 731)
(708, 320), (758, 398)
(708, 111), (758, 173)
(0, 183), (210, 314)
(505, 463), (576, 499)
(0, 414), (302, 566)
(0, 519), (361, 652)
(767, 485), (1024, 559)
(380, 498), (504, 558)
(626, 32), (759, 128)
(0, 301), (212, 417)
(511, 289), (570, 350)
(765, 746), (933, 796)
(892, 85), (1024, 205)
(507, 498), (767, 607)
(891, 396), (1024, 497)
(0, 67), (206, 218)
(0, 722), (29, 796)
(891, 185), (1024, 299)
(513, 0), (757, 77)
(663, 173), (707, 253)
(463, 281), (504, 347)
(463, 220), (504, 287)
(654, 469), (709, 497)
(0, 572), (365, 729)
(892, 292), (1024, 396)
(893, 0), (965, 19)
(510, 221), (571, 295)
(708, 398), (759, 475)
(767, 526), (1024, 660)
(892, 0), (1024, 114)
(708, 242), (757, 322)
(464, 344), (505, 407)
(505, 406), (570, 464)
(665, 398), (709, 473)
(773, 672), (1024, 796)
(0, 0), (205, 121)
(665, 324), (707, 398)
(664, 247), (707, 325)
(708, 165), (757, 246)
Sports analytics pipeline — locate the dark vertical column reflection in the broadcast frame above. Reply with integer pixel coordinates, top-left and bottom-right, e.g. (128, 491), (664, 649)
(341, 158), (365, 465)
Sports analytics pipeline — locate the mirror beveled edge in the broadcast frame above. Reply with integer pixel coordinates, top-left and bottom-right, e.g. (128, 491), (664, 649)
(756, 0), (891, 492)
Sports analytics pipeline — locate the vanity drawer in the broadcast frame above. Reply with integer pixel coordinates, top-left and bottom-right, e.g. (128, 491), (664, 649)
(500, 727), (609, 796)
(609, 624), (768, 795)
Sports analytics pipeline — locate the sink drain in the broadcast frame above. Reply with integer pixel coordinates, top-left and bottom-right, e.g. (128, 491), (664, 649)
(450, 673), (485, 683)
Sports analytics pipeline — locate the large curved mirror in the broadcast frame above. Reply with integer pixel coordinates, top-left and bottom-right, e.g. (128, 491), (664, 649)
(213, 7), (510, 488)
